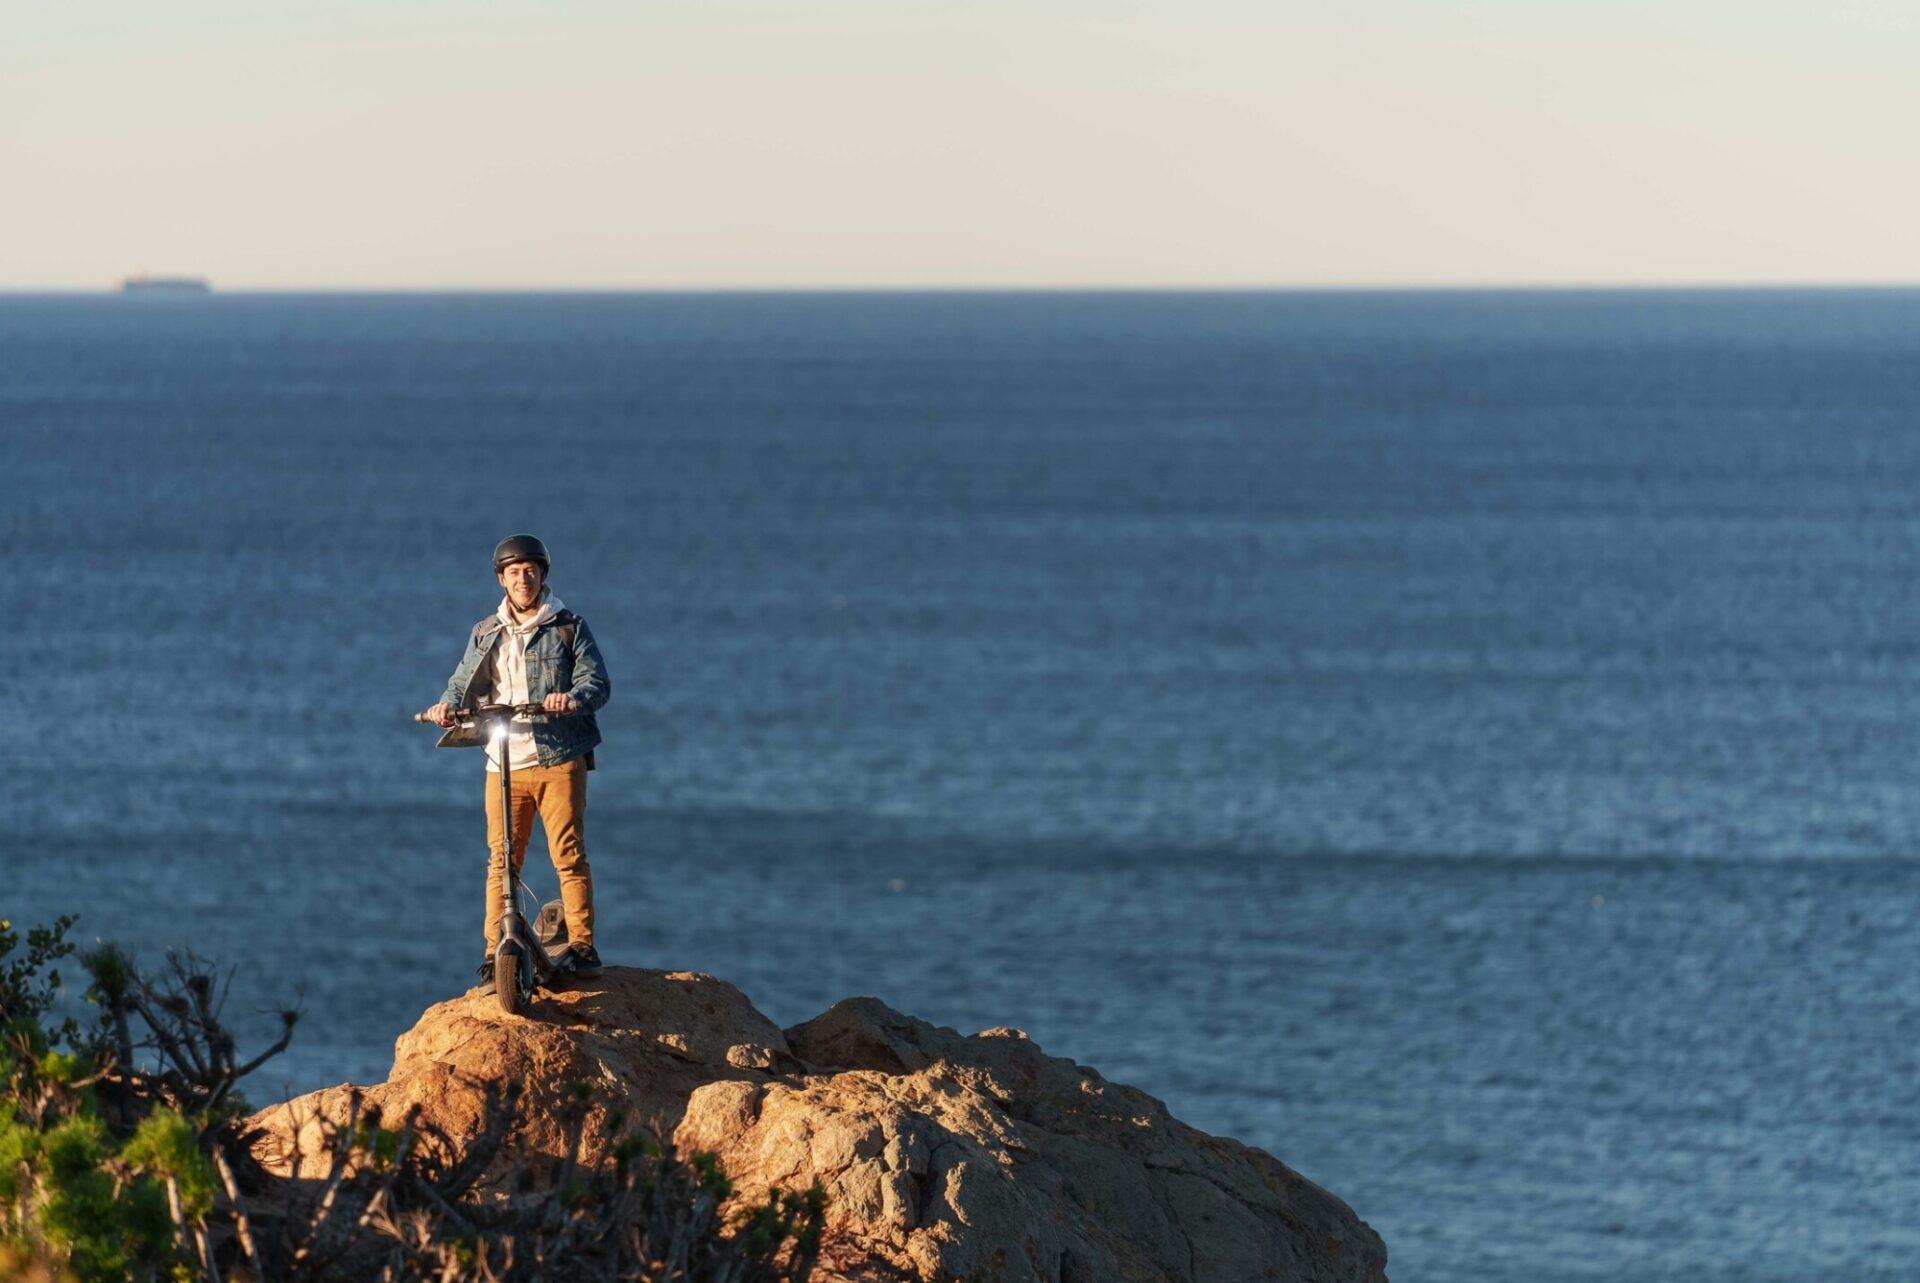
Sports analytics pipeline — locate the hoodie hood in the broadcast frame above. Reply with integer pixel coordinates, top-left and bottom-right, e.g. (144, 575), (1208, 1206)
(497, 591), (564, 634)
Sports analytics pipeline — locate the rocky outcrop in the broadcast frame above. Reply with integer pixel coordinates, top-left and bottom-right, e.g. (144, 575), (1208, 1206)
(249, 970), (1387, 1283)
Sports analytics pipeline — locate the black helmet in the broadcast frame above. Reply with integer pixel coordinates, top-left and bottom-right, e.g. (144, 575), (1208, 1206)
(493, 534), (551, 573)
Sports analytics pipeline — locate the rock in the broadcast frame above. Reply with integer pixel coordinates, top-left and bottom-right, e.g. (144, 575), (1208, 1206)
(248, 970), (1387, 1283)
(248, 968), (786, 1178)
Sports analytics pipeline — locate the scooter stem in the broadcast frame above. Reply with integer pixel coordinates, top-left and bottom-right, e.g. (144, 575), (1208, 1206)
(496, 707), (518, 937)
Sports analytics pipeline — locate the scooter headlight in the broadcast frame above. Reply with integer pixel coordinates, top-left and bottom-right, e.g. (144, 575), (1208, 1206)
(489, 721), (510, 744)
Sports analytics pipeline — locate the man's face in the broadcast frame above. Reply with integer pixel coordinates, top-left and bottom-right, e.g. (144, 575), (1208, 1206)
(497, 560), (546, 612)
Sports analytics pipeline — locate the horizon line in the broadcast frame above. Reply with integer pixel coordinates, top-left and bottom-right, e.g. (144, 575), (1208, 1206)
(14, 279), (1920, 296)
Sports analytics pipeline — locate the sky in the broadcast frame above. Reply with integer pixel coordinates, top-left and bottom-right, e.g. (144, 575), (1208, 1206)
(5, 0), (1920, 289)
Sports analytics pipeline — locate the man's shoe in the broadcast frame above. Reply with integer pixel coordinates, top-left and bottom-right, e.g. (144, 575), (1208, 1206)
(476, 955), (495, 986)
(564, 943), (603, 979)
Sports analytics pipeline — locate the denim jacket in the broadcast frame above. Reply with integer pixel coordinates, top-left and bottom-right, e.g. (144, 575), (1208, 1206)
(440, 608), (610, 766)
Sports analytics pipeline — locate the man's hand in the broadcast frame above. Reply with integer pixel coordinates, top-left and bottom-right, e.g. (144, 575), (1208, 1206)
(543, 692), (576, 714)
(426, 702), (455, 727)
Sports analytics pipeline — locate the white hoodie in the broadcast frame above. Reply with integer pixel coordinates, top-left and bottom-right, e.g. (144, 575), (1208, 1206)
(486, 592), (564, 773)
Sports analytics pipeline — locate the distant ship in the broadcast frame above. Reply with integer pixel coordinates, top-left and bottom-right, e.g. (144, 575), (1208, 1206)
(118, 275), (211, 295)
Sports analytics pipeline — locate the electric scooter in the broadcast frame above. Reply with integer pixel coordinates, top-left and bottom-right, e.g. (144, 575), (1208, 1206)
(413, 702), (575, 1015)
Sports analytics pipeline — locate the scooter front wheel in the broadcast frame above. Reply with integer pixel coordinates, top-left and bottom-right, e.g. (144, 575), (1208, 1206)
(495, 943), (527, 1015)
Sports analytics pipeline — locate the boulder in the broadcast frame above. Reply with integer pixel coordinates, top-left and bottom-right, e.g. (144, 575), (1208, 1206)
(249, 970), (1387, 1283)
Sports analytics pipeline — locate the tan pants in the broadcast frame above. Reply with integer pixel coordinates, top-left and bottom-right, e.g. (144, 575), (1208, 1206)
(484, 758), (593, 951)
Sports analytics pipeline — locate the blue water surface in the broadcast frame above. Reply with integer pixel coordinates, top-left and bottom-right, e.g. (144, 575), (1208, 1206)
(4, 290), (1918, 1281)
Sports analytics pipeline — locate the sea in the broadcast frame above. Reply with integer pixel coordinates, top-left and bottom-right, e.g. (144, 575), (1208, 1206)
(3, 289), (1917, 1282)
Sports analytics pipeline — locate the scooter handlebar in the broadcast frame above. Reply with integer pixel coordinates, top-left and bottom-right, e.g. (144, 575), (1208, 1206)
(414, 702), (556, 724)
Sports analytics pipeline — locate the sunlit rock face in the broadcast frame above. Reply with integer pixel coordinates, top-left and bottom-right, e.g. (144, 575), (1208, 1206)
(250, 970), (1388, 1283)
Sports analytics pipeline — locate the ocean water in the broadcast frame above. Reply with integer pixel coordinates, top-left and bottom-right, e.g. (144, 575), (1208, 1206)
(4, 290), (1918, 1281)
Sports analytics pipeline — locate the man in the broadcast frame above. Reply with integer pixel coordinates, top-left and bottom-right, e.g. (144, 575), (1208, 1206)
(426, 534), (611, 982)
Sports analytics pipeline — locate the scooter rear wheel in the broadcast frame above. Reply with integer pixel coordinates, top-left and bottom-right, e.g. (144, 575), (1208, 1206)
(495, 943), (526, 1015)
